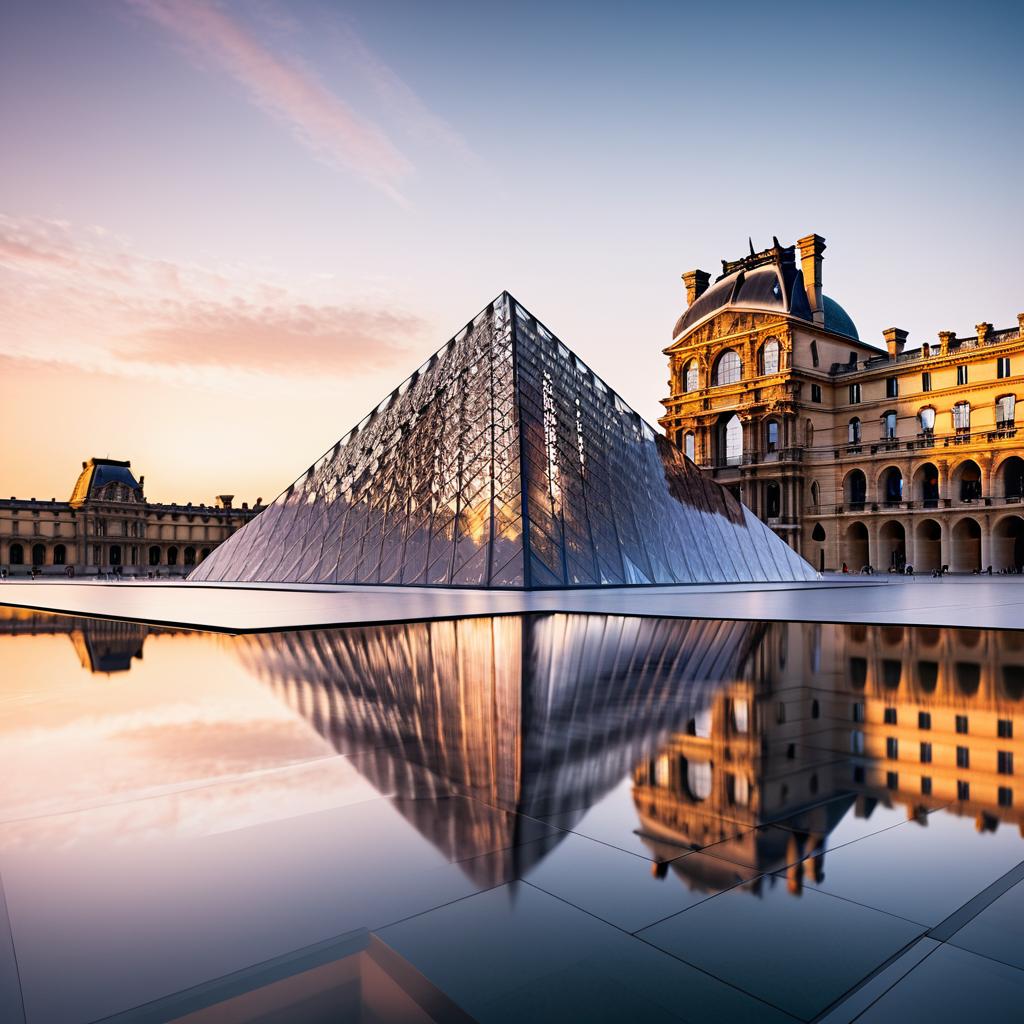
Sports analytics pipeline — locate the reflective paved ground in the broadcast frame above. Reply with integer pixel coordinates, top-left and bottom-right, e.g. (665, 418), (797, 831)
(1, 608), (1022, 1021)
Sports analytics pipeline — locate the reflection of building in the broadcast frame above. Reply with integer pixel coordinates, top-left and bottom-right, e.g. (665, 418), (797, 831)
(193, 293), (813, 588)
(661, 233), (1024, 572)
(0, 458), (261, 577)
(633, 620), (1024, 892)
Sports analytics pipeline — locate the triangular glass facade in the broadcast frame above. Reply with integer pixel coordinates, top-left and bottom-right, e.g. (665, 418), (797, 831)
(190, 293), (816, 587)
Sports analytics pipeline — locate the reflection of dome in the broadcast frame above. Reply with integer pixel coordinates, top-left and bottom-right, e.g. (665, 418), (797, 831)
(672, 250), (859, 342)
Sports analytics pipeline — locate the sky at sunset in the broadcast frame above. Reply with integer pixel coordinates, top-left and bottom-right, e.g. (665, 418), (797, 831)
(2, 0), (1022, 504)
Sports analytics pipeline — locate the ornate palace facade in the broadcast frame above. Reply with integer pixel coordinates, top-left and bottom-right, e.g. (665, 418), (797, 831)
(0, 458), (262, 577)
(661, 233), (1024, 572)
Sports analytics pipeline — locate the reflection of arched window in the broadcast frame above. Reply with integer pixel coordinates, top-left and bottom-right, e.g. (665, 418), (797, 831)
(200, 547), (211, 560)
(848, 417), (861, 444)
(766, 482), (781, 518)
(683, 360), (699, 392)
(31, 543), (45, 566)
(148, 545), (161, 566)
(184, 546), (196, 565)
(110, 545), (122, 566)
(684, 431), (695, 461)
(686, 760), (713, 800)
(167, 547), (179, 566)
(765, 420), (779, 452)
(53, 544), (66, 565)
(9, 543), (24, 565)
(714, 349), (741, 386)
(956, 662), (981, 696)
(760, 338), (780, 375)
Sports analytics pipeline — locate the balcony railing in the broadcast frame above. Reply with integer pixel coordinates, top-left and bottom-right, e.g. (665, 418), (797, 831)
(808, 494), (1024, 516)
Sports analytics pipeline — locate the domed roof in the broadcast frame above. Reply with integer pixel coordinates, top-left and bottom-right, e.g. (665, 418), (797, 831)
(70, 458), (142, 505)
(672, 243), (859, 342)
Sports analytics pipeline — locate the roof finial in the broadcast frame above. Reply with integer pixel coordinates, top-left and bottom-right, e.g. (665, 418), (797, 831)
(748, 236), (755, 256)
(772, 235), (782, 249)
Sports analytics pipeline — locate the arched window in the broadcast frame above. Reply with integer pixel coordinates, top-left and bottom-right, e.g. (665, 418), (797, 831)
(9, 543), (24, 565)
(919, 407), (935, 435)
(31, 543), (45, 567)
(766, 482), (781, 518)
(684, 431), (695, 461)
(184, 546), (196, 565)
(848, 417), (861, 444)
(167, 546), (179, 566)
(805, 418), (814, 448)
(810, 481), (820, 507)
(53, 544), (66, 565)
(997, 394), (1016, 428)
(200, 547), (211, 560)
(846, 469), (867, 508)
(713, 349), (742, 386)
(760, 338), (780, 375)
(882, 411), (897, 439)
(720, 414), (743, 465)
(686, 760), (712, 800)
(683, 360), (699, 392)
(883, 467), (903, 505)
(148, 545), (161, 566)
(765, 420), (779, 452)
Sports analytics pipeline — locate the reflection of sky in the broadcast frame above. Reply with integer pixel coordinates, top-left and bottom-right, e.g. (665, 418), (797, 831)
(2, 1), (1023, 503)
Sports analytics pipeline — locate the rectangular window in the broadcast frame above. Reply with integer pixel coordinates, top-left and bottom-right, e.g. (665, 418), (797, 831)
(996, 394), (1016, 428)
(920, 742), (933, 763)
(953, 402), (971, 432)
(886, 377), (899, 398)
(918, 711), (932, 730)
(887, 771), (899, 790)
(958, 780), (970, 801)
(884, 707), (897, 725)
(998, 719), (1013, 739)
(921, 776), (933, 795)
(922, 371), (932, 392)
(852, 702), (865, 723)
(849, 383), (861, 404)
(999, 786), (1013, 807)
(956, 745), (970, 768)
(887, 737), (899, 759)
(998, 751), (1014, 775)
(957, 364), (968, 385)
(810, 340), (820, 368)
(998, 356), (1011, 379)
(851, 730), (865, 754)
(956, 715), (969, 734)
(811, 383), (822, 403)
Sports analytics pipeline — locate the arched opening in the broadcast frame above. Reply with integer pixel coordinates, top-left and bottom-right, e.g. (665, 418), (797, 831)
(9, 543), (24, 565)
(915, 519), (942, 572)
(951, 517), (981, 572)
(759, 337), (780, 375)
(915, 462), (940, 508)
(713, 349), (742, 386)
(684, 431), (695, 461)
(879, 520), (906, 571)
(148, 545), (161, 566)
(954, 460), (983, 502)
(53, 544), (66, 566)
(683, 359), (699, 392)
(31, 543), (45, 567)
(992, 515), (1024, 573)
(167, 546), (179, 567)
(109, 545), (122, 566)
(200, 547), (211, 560)
(184, 546), (196, 566)
(718, 413), (742, 466)
(810, 481), (820, 508)
(955, 662), (981, 696)
(881, 467), (903, 506)
(845, 469), (867, 510)
(812, 522), (826, 542)
(766, 482), (781, 518)
(1002, 456), (1024, 500)
(845, 521), (870, 569)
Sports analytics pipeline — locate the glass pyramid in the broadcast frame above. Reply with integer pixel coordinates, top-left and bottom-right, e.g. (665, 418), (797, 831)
(190, 293), (816, 587)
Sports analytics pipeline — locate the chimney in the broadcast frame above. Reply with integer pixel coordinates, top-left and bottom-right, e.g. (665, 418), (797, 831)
(1018, 313), (1024, 334)
(938, 330), (956, 355)
(976, 322), (993, 344)
(216, 494), (234, 509)
(797, 233), (826, 326)
(681, 269), (710, 306)
(883, 327), (908, 360)
(922, 341), (931, 358)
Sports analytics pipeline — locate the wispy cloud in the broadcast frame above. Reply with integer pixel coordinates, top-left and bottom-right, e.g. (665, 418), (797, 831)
(126, 0), (414, 200)
(0, 215), (424, 380)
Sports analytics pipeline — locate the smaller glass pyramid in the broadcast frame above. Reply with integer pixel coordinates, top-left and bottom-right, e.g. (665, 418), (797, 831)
(190, 294), (816, 587)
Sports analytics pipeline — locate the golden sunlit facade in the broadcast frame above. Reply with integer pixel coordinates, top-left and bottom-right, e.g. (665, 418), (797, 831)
(661, 234), (1024, 572)
(0, 457), (261, 577)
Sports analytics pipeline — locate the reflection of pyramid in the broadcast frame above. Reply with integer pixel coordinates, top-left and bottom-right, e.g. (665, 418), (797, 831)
(191, 293), (814, 587)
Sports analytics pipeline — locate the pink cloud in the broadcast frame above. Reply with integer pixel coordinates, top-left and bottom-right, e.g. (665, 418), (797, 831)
(126, 0), (413, 200)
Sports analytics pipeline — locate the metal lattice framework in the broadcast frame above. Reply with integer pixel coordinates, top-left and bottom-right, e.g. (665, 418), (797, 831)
(190, 293), (815, 587)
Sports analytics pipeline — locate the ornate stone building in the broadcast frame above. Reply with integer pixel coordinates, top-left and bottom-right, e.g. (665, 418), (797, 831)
(0, 458), (262, 577)
(661, 233), (1024, 572)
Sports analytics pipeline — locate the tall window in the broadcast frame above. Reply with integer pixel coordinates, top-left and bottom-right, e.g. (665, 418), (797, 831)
(997, 394), (1016, 428)
(684, 431), (695, 461)
(883, 411), (897, 439)
(886, 377), (899, 398)
(766, 420), (779, 452)
(957, 364), (969, 386)
(724, 415), (742, 464)
(922, 371), (932, 392)
(953, 401), (971, 433)
(684, 360), (699, 392)
(919, 407), (936, 435)
(998, 356), (1011, 379)
(761, 338), (780, 375)
(811, 383), (822, 403)
(810, 340), (820, 367)
(849, 383), (862, 404)
(714, 350), (741, 386)
(766, 482), (781, 518)
(848, 417), (862, 444)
